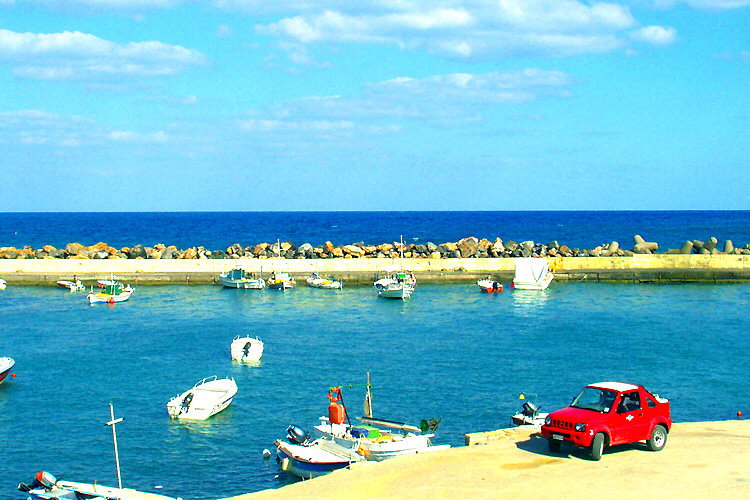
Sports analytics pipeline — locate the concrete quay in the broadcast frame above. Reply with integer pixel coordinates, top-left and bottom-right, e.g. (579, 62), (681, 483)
(2, 254), (750, 285)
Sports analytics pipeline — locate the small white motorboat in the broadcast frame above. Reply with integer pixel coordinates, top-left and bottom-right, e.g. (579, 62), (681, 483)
(218, 268), (265, 289)
(0, 356), (15, 384)
(267, 271), (296, 290)
(18, 472), (179, 500)
(512, 258), (554, 290)
(87, 282), (134, 305)
(0, 278), (7, 290)
(306, 272), (343, 289)
(167, 376), (237, 420)
(510, 398), (549, 430)
(275, 425), (365, 480)
(477, 278), (503, 293)
(57, 279), (85, 291)
(230, 335), (264, 362)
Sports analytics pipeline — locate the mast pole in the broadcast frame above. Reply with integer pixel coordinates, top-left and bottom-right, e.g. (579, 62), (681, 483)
(105, 402), (125, 489)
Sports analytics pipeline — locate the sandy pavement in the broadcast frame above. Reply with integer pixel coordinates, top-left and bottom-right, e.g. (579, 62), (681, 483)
(223, 420), (749, 500)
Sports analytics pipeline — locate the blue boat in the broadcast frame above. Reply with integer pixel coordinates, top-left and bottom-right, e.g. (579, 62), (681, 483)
(274, 425), (364, 480)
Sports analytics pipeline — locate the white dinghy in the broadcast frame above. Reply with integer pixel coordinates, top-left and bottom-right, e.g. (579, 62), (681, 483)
(512, 258), (554, 290)
(167, 376), (237, 420)
(230, 336), (264, 363)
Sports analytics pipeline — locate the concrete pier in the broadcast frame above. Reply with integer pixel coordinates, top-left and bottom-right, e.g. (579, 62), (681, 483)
(2, 254), (750, 285)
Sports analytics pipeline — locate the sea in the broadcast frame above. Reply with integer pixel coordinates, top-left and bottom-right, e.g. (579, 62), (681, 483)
(1, 211), (750, 500)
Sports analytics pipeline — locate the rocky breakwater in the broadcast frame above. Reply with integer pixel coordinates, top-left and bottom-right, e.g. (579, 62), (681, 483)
(2, 235), (750, 261)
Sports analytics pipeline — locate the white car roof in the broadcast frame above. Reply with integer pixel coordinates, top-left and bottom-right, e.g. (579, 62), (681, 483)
(589, 382), (639, 392)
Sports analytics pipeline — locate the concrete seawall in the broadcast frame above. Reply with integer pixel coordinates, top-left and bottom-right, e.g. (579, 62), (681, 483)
(2, 254), (750, 285)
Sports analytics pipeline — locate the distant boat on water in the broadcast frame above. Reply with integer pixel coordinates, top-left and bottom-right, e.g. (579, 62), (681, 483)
(218, 268), (265, 289)
(167, 376), (237, 420)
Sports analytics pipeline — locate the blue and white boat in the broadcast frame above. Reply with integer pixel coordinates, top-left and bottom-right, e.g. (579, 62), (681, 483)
(18, 472), (179, 500)
(218, 268), (265, 289)
(274, 425), (364, 480)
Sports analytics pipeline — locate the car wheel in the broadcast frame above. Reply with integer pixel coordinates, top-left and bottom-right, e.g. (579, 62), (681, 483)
(647, 424), (668, 452)
(548, 439), (561, 453)
(590, 433), (605, 461)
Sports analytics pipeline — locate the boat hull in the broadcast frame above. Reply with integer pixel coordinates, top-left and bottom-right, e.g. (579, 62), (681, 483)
(218, 277), (265, 289)
(167, 377), (237, 420)
(274, 439), (362, 480)
(25, 480), (177, 500)
(0, 357), (14, 384)
(87, 288), (133, 304)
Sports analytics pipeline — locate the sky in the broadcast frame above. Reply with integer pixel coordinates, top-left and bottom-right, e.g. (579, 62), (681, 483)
(1, 0), (748, 211)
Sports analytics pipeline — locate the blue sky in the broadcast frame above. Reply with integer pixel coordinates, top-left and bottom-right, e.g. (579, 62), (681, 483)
(1, 0), (748, 211)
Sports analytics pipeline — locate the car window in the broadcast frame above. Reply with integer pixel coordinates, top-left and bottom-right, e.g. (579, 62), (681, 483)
(571, 387), (617, 412)
(618, 391), (641, 412)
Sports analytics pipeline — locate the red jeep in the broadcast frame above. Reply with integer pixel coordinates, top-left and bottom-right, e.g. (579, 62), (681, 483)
(540, 382), (672, 461)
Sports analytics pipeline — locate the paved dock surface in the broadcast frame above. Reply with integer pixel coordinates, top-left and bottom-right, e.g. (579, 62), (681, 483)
(223, 420), (749, 500)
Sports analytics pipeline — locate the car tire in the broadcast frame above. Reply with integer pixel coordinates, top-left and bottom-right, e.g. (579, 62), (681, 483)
(647, 424), (668, 452)
(548, 439), (561, 453)
(590, 433), (605, 461)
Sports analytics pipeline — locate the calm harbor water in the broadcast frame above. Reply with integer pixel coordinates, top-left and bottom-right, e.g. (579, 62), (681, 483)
(1, 282), (749, 499)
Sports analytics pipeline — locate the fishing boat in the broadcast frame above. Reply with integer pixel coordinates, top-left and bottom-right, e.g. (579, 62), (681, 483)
(267, 271), (296, 290)
(374, 236), (416, 300)
(56, 278), (85, 291)
(0, 356), (15, 384)
(306, 272), (343, 289)
(0, 278), (6, 290)
(230, 335), (264, 362)
(511, 258), (554, 290)
(274, 425), (365, 480)
(313, 375), (449, 461)
(18, 404), (179, 500)
(218, 268), (265, 289)
(477, 277), (503, 293)
(18, 472), (178, 500)
(87, 281), (134, 305)
(166, 376), (237, 420)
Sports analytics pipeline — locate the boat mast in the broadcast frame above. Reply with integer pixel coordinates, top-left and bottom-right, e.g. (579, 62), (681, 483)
(364, 372), (373, 418)
(105, 402), (125, 489)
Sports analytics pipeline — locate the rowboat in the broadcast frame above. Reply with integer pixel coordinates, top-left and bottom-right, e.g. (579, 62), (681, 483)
(218, 268), (265, 289)
(267, 271), (296, 290)
(167, 376), (237, 420)
(477, 278), (503, 293)
(56, 279), (85, 291)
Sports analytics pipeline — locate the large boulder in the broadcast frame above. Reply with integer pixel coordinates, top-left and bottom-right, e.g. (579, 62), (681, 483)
(633, 235), (658, 254)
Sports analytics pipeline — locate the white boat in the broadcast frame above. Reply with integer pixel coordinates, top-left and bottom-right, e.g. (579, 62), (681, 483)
(510, 397), (549, 430)
(218, 268), (265, 289)
(19, 404), (181, 500)
(274, 425), (365, 480)
(230, 335), (264, 362)
(0, 278), (6, 290)
(87, 282), (134, 305)
(167, 376), (237, 420)
(18, 472), (179, 500)
(512, 258), (554, 290)
(306, 272), (343, 289)
(314, 377), (449, 461)
(477, 278), (503, 293)
(375, 279), (414, 300)
(0, 356), (15, 384)
(267, 271), (296, 290)
(57, 279), (85, 291)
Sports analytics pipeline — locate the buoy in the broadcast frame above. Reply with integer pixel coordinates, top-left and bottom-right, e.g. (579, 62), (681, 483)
(108, 297), (115, 306)
(262, 449), (271, 458)
(510, 282), (515, 288)
(11, 373), (16, 378)
(738, 411), (743, 419)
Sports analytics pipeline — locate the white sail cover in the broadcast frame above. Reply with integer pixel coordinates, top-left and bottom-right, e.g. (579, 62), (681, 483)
(513, 258), (553, 290)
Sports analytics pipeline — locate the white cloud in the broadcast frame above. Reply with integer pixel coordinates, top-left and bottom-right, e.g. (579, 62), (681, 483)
(0, 29), (205, 81)
(629, 25), (677, 45)
(652, 0), (750, 9)
(109, 130), (168, 142)
(0, 110), (95, 146)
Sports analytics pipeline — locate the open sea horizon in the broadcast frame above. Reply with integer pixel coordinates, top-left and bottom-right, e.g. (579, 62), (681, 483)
(2, 211), (749, 499)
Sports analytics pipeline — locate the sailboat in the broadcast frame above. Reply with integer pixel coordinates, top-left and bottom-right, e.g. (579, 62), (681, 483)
(18, 404), (179, 500)
(374, 236), (416, 300)
(313, 373), (449, 461)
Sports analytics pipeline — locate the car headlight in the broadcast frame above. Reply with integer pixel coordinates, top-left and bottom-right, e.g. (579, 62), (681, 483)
(575, 423), (586, 432)
(544, 415), (551, 425)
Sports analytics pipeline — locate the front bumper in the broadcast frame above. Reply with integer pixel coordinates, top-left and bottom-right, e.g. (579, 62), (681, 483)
(540, 426), (592, 447)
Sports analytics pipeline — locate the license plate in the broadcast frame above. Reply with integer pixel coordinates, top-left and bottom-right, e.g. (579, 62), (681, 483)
(553, 434), (564, 441)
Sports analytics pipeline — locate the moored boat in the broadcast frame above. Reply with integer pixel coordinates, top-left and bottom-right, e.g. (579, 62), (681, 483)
(18, 472), (179, 500)
(0, 356), (15, 384)
(267, 271), (296, 290)
(87, 282), (134, 305)
(512, 258), (553, 290)
(274, 425), (365, 480)
(218, 268), (265, 289)
(306, 272), (343, 289)
(510, 394), (549, 430)
(167, 376), (237, 420)
(477, 278), (503, 293)
(230, 335), (264, 362)
(0, 278), (6, 290)
(56, 278), (85, 291)
(314, 376), (449, 461)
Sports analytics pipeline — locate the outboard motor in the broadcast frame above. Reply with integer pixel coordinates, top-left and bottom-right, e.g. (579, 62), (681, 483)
(522, 401), (538, 417)
(286, 424), (311, 445)
(18, 471), (57, 492)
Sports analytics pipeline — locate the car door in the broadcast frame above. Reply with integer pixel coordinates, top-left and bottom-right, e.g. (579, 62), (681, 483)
(609, 391), (649, 444)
